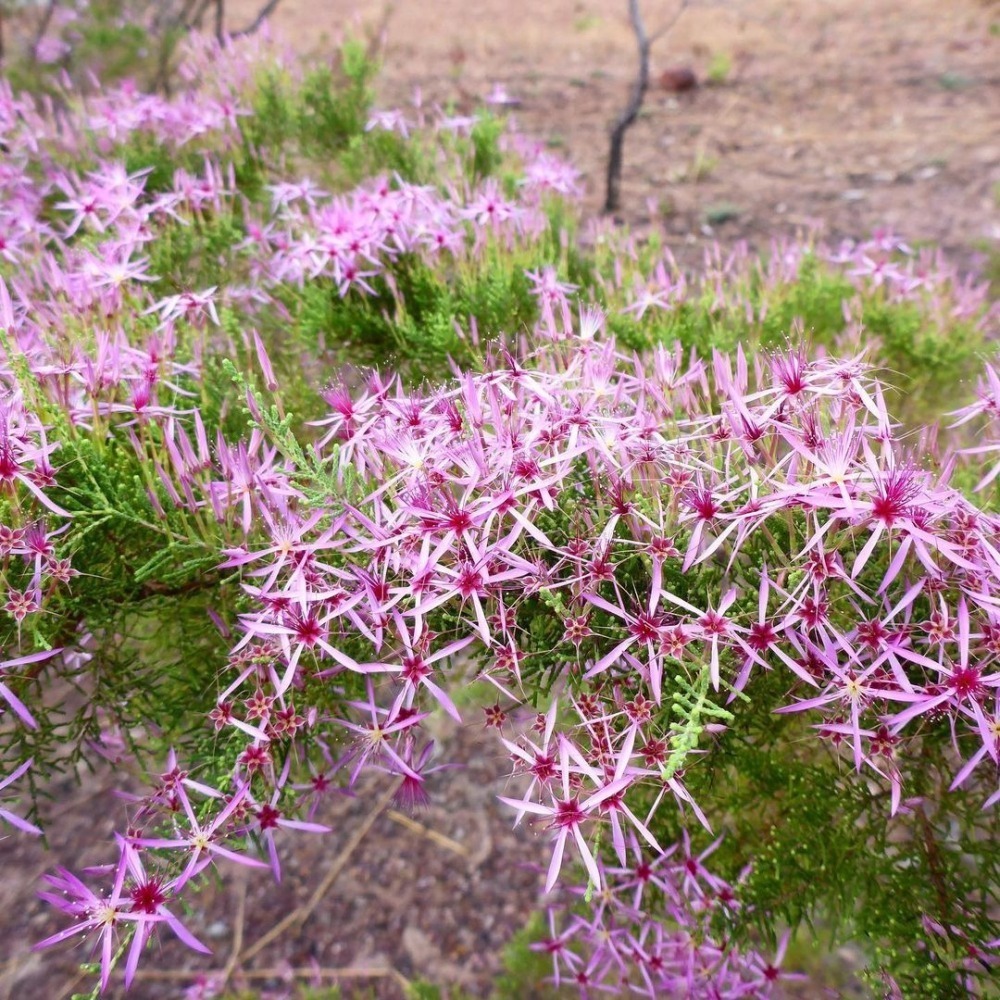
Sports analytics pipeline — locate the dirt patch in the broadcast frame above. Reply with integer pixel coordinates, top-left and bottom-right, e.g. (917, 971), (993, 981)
(1, 722), (550, 1000)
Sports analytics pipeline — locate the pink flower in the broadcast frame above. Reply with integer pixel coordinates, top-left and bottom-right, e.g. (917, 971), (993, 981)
(500, 735), (632, 893)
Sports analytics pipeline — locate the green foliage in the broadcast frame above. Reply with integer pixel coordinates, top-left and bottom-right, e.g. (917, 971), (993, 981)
(406, 983), (446, 1000)
(240, 43), (403, 188)
(597, 250), (991, 431)
(983, 244), (1000, 299)
(493, 912), (567, 1000)
(67, 0), (157, 82)
(855, 303), (966, 421)
(222, 361), (366, 508)
(663, 663), (740, 780)
(339, 127), (425, 184)
(242, 66), (298, 161)
(703, 670), (886, 934)
(704, 201), (741, 225)
(295, 52), (375, 158)
(268, 243), (547, 382)
(469, 112), (505, 182)
(706, 51), (733, 85)
(456, 254), (537, 339)
(146, 212), (246, 290)
(754, 254), (854, 343)
(0, 393), (236, 788)
(117, 128), (221, 195)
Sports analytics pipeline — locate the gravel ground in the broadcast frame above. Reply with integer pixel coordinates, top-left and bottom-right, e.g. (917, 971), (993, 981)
(1, 718), (552, 999)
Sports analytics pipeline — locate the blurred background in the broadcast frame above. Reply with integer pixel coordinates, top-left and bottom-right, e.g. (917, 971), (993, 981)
(221, 0), (1000, 267)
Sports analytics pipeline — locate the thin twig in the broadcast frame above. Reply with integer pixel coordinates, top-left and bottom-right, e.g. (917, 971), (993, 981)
(650, 0), (689, 45)
(151, 0), (182, 36)
(176, 0), (197, 31)
(232, 0), (283, 38)
(604, 0), (650, 214)
(56, 968), (87, 1000)
(29, 0), (58, 64)
(214, 0), (226, 43)
(151, 0), (202, 94)
(387, 808), (469, 855)
(140, 965), (412, 989)
(237, 779), (401, 964)
(917, 742), (952, 927)
(221, 875), (247, 984)
(189, 0), (215, 31)
(918, 806), (952, 924)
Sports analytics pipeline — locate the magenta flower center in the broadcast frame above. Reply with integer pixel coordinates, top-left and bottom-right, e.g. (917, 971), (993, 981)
(130, 879), (166, 914)
(552, 797), (585, 829)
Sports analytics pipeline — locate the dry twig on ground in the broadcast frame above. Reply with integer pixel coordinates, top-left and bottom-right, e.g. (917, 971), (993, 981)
(237, 779), (402, 965)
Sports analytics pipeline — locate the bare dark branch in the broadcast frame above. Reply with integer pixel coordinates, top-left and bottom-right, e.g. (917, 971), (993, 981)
(233, 0), (283, 37)
(214, 0), (226, 43)
(149, 0), (203, 94)
(603, 0), (688, 215)
(155, 0), (200, 37)
(29, 0), (59, 64)
(152, 0), (204, 35)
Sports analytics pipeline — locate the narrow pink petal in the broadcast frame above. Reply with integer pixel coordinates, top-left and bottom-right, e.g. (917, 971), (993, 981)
(544, 830), (568, 894)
